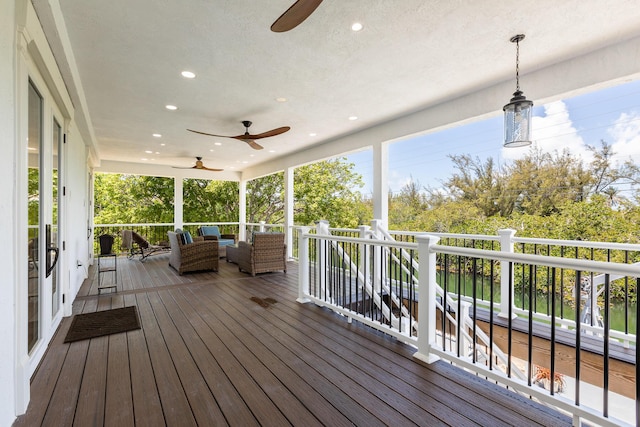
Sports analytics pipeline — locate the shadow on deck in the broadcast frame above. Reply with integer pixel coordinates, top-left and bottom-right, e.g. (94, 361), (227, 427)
(14, 254), (571, 426)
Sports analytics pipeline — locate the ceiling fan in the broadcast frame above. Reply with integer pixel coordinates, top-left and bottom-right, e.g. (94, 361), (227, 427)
(172, 156), (223, 172)
(187, 121), (290, 150)
(271, 0), (323, 32)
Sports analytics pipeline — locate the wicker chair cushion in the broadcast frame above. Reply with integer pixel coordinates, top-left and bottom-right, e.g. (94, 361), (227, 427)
(198, 226), (236, 247)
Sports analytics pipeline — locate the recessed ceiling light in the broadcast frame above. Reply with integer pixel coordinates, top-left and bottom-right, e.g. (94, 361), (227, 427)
(309, 132), (317, 137)
(160, 143), (166, 146)
(214, 142), (222, 146)
(275, 97), (287, 102)
(269, 150), (276, 153)
(141, 158), (148, 161)
(155, 152), (160, 155)
(145, 150), (153, 154)
(209, 149), (214, 152)
(348, 116), (358, 121)
(165, 105), (177, 110)
(181, 71), (196, 78)
(351, 22), (363, 32)
(152, 133), (162, 138)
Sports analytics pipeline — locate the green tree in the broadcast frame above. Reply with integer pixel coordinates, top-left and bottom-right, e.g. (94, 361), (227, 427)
(443, 155), (511, 217)
(245, 158), (368, 227)
(294, 159), (366, 227)
(183, 179), (238, 222)
(506, 147), (592, 216)
(94, 173), (174, 224)
(94, 158), (368, 228)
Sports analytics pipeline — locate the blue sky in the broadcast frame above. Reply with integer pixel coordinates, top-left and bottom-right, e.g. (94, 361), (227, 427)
(344, 79), (640, 197)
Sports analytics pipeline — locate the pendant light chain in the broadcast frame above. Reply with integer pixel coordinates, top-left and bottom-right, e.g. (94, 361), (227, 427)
(515, 38), (521, 92)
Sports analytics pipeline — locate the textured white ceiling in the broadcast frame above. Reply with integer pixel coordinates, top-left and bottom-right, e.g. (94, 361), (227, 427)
(49, 0), (640, 173)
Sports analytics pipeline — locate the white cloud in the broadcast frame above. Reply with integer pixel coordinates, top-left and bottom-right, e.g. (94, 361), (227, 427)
(388, 170), (414, 193)
(501, 100), (589, 162)
(608, 111), (640, 165)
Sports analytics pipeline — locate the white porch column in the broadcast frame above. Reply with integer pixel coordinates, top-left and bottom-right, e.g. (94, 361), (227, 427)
(372, 142), (389, 228)
(498, 229), (517, 319)
(173, 177), (183, 230)
(284, 166), (294, 259)
(413, 234), (440, 364)
(238, 179), (246, 242)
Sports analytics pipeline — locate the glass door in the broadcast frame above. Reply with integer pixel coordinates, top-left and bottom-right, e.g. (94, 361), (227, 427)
(27, 81), (42, 352)
(27, 79), (63, 353)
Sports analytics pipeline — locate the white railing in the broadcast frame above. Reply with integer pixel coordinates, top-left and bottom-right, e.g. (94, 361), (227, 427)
(297, 221), (639, 427)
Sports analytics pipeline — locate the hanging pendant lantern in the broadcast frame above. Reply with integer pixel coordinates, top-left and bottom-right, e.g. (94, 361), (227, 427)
(503, 34), (533, 148)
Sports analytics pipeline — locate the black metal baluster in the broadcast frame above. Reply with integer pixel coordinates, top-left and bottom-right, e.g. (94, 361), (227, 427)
(546, 244), (551, 315)
(636, 278), (639, 427)
(550, 267), (556, 396)
(575, 271), (581, 407)
(443, 254), (449, 350)
(521, 243), (527, 310)
(489, 258), (495, 371)
(528, 263), (534, 387)
(560, 246), (565, 320)
(507, 261), (514, 378)
(472, 258), (478, 364)
(457, 255), (462, 358)
(603, 274), (610, 418)
(625, 251), (629, 334)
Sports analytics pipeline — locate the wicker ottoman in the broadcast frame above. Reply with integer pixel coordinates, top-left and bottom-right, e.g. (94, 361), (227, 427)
(226, 244), (239, 264)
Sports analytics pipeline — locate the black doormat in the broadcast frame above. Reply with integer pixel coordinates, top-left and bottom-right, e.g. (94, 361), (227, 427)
(64, 306), (141, 343)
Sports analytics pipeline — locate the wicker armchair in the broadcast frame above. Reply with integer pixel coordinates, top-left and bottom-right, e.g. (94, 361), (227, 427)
(167, 231), (219, 275)
(236, 233), (287, 276)
(197, 226), (237, 257)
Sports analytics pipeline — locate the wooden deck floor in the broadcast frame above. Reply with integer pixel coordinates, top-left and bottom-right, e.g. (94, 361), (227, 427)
(14, 254), (571, 427)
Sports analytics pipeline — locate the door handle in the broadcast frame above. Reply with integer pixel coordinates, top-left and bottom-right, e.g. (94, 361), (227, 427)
(46, 245), (59, 278)
(45, 224), (59, 278)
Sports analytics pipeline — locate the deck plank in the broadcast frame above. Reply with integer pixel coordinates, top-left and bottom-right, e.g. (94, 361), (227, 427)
(73, 336), (108, 427)
(253, 274), (573, 427)
(13, 255), (572, 427)
(157, 288), (259, 426)
(145, 291), (229, 425)
(215, 277), (479, 426)
(126, 295), (165, 426)
(176, 284), (346, 427)
(134, 291), (197, 427)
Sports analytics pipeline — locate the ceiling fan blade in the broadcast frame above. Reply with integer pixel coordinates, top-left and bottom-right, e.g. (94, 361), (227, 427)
(198, 166), (224, 172)
(237, 139), (264, 150)
(172, 156), (222, 171)
(271, 0), (323, 32)
(246, 126), (291, 140)
(187, 129), (232, 138)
